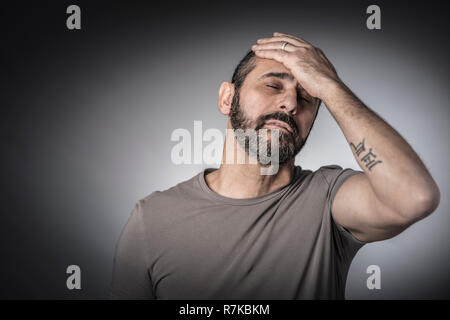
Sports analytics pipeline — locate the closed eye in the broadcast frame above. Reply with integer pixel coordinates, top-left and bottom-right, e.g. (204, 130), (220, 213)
(296, 89), (311, 103)
(266, 84), (311, 103)
(299, 96), (310, 103)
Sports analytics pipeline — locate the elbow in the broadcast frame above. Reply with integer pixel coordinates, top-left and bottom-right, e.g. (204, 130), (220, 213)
(418, 185), (441, 218)
(399, 183), (441, 224)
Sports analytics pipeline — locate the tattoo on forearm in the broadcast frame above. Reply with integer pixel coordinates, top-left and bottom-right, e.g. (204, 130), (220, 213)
(349, 138), (382, 171)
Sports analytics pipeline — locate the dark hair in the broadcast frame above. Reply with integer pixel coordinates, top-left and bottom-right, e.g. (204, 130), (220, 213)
(231, 50), (257, 92)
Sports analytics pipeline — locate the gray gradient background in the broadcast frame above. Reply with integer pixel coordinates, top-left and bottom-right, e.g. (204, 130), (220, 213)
(1, 0), (449, 299)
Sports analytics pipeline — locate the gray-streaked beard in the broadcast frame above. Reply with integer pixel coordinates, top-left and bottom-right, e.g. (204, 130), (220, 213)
(229, 88), (305, 166)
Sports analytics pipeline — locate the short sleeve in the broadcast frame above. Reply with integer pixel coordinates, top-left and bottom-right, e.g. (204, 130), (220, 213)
(109, 201), (155, 299)
(319, 165), (366, 256)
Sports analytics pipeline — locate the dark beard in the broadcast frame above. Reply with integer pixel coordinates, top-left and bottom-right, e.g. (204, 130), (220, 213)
(229, 88), (305, 166)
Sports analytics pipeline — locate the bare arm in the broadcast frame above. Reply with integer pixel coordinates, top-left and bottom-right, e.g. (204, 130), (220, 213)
(324, 81), (440, 242)
(252, 32), (440, 242)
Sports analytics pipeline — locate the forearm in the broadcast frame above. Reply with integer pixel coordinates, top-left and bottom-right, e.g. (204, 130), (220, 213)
(322, 80), (440, 219)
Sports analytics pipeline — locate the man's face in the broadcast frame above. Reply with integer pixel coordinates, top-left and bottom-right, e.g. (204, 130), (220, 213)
(230, 57), (320, 165)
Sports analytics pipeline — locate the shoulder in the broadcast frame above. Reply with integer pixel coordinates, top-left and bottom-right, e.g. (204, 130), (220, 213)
(297, 164), (346, 188)
(134, 170), (205, 219)
(315, 164), (344, 183)
(315, 164), (362, 188)
(295, 165), (363, 202)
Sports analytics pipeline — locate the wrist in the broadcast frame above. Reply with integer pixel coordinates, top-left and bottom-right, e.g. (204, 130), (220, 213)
(320, 78), (347, 106)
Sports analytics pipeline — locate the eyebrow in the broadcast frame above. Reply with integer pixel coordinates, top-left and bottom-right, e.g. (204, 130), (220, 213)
(258, 72), (295, 82)
(258, 72), (307, 94)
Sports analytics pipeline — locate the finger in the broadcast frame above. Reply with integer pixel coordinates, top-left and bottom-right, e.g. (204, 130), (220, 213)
(252, 49), (289, 63)
(252, 41), (299, 52)
(273, 32), (312, 47)
(257, 36), (309, 48)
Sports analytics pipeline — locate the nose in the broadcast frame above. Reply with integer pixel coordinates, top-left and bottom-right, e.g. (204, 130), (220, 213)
(277, 91), (299, 115)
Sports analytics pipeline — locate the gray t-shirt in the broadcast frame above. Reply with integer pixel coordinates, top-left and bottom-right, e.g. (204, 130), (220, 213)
(110, 165), (366, 300)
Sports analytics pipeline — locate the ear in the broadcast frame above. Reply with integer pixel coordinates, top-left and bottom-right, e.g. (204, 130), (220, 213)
(218, 81), (235, 115)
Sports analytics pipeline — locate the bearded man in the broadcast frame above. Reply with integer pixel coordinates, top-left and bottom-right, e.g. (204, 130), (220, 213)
(110, 32), (440, 300)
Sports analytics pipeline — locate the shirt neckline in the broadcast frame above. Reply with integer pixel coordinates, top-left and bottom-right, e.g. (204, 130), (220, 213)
(198, 165), (302, 206)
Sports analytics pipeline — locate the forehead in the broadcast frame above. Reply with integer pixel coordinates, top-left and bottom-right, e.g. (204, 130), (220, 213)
(243, 57), (318, 106)
(245, 57), (311, 95)
(248, 57), (293, 81)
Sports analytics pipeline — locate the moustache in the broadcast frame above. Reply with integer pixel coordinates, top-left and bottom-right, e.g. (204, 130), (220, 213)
(255, 112), (299, 135)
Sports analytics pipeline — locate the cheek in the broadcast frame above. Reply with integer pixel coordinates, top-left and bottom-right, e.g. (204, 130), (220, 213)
(241, 91), (270, 118)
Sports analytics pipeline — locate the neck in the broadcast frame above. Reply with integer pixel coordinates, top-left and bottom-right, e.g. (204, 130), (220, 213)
(205, 130), (296, 199)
